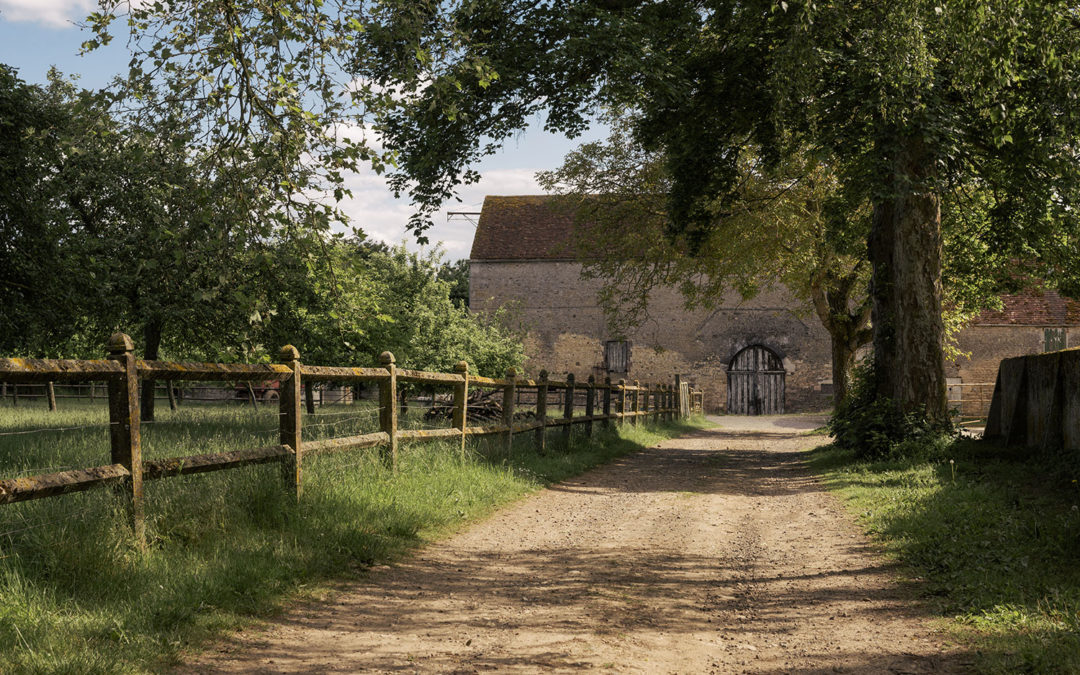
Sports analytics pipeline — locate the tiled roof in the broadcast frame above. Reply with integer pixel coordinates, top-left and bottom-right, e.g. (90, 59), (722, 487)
(470, 195), (578, 260)
(972, 288), (1080, 326)
(470, 195), (1080, 327)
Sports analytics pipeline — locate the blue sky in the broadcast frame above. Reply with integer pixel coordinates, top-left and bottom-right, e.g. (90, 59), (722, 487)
(0, 1), (603, 260)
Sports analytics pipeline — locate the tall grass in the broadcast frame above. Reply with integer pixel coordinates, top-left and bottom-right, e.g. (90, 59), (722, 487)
(809, 439), (1080, 673)
(0, 397), (705, 673)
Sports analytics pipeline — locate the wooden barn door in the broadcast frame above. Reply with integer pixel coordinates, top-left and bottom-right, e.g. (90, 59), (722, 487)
(727, 345), (785, 415)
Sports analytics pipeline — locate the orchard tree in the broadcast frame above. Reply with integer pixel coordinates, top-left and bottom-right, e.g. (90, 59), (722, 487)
(357, 245), (522, 377)
(0, 66), (290, 418)
(89, 1), (1080, 427)
(0, 66), (96, 355)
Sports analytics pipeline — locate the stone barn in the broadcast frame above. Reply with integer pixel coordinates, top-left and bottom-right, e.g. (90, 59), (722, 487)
(468, 195), (1080, 415)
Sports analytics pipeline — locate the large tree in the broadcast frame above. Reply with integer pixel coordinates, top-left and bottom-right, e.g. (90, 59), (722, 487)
(91, 1), (1080, 424)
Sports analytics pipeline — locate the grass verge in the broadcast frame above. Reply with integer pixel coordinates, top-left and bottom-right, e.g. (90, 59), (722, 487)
(808, 438), (1080, 673)
(0, 401), (707, 673)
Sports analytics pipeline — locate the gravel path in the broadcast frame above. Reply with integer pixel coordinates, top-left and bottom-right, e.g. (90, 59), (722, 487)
(183, 419), (967, 674)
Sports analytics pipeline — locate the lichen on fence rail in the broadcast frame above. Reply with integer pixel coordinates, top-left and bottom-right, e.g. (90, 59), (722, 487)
(0, 464), (130, 504)
(137, 360), (293, 381)
(0, 358), (123, 383)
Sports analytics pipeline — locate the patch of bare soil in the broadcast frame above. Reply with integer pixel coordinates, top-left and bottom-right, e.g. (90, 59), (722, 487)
(181, 423), (969, 674)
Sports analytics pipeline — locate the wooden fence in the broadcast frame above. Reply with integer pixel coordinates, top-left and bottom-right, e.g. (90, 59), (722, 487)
(0, 333), (701, 549)
(983, 348), (1080, 452)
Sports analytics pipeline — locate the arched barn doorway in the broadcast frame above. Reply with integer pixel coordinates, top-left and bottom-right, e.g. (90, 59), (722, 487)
(727, 345), (786, 415)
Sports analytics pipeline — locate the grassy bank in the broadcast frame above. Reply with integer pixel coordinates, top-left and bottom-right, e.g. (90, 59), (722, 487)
(0, 400), (708, 673)
(809, 439), (1080, 673)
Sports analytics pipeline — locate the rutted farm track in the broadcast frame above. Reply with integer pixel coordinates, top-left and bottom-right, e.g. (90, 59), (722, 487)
(183, 419), (967, 674)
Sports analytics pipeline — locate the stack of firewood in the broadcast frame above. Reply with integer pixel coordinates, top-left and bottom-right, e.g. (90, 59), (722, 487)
(423, 391), (536, 424)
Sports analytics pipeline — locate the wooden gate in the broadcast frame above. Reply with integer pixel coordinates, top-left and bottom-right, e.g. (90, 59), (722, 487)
(727, 345), (785, 415)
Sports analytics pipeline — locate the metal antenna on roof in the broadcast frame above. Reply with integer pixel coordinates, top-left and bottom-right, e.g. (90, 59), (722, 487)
(446, 211), (481, 226)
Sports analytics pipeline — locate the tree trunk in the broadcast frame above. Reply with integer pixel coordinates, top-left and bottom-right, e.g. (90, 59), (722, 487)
(868, 136), (947, 422)
(140, 320), (163, 422)
(830, 337), (857, 406)
(809, 264), (872, 408)
(304, 384), (315, 415)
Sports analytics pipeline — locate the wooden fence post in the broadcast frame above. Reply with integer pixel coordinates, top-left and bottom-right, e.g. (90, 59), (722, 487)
(586, 375), (596, 438)
(622, 380), (630, 425)
(278, 348), (303, 491)
(47, 381), (57, 411)
(502, 367), (517, 456)
(675, 374), (684, 418)
(107, 333), (144, 550)
(379, 352), (399, 470)
(642, 381), (651, 424)
(632, 380), (640, 426)
(563, 373), (575, 447)
(279, 345), (302, 499)
(453, 361), (469, 460)
(603, 377), (612, 429)
(536, 370), (549, 454)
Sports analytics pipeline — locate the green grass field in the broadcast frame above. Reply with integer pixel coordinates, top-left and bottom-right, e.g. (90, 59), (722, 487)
(809, 439), (1080, 673)
(0, 396), (706, 673)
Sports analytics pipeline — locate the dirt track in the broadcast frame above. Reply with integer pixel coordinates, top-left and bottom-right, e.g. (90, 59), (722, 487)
(184, 418), (967, 674)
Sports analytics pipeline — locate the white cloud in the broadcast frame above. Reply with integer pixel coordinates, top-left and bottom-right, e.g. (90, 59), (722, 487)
(335, 167), (545, 261)
(0, 0), (92, 27)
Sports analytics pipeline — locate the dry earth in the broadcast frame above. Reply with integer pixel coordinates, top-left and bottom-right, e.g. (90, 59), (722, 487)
(182, 416), (970, 674)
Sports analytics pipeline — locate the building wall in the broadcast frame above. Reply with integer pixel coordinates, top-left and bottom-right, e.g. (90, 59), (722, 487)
(472, 260), (1080, 417)
(471, 260), (835, 413)
(948, 326), (1079, 416)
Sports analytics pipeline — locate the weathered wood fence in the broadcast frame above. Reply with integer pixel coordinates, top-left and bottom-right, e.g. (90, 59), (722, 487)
(0, 333), (701, 549)
(983, 348), (1080, 452)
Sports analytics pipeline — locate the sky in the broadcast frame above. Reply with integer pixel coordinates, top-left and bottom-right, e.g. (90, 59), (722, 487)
(0, 1), (604, 260)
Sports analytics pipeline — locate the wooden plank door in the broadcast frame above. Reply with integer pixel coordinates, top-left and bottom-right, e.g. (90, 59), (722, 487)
(727, 345), (785, 415)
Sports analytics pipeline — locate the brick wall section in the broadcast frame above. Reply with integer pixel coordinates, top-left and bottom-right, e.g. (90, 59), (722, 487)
(949, 326), (1077, 417)
(471, 260), (834, 414)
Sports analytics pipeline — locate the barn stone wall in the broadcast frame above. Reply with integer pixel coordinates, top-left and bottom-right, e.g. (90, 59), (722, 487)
(471, 260), (835, 414)
(471, 260), (1080, 417)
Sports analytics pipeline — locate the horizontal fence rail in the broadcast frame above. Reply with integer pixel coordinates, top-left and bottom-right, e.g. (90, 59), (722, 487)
(0, 334), (702, 549)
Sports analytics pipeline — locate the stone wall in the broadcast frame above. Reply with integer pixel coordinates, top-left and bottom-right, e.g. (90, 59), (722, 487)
(472, 260), (1080, 418)
(471, 260), (834, 413)
(949, 326), (1079, 417)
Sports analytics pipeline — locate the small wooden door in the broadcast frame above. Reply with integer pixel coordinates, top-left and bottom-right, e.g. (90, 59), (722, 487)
(727, 345), (785, 415)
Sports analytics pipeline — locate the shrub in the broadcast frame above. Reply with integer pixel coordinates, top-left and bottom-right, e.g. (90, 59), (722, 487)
(828, 359), (953, 460)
